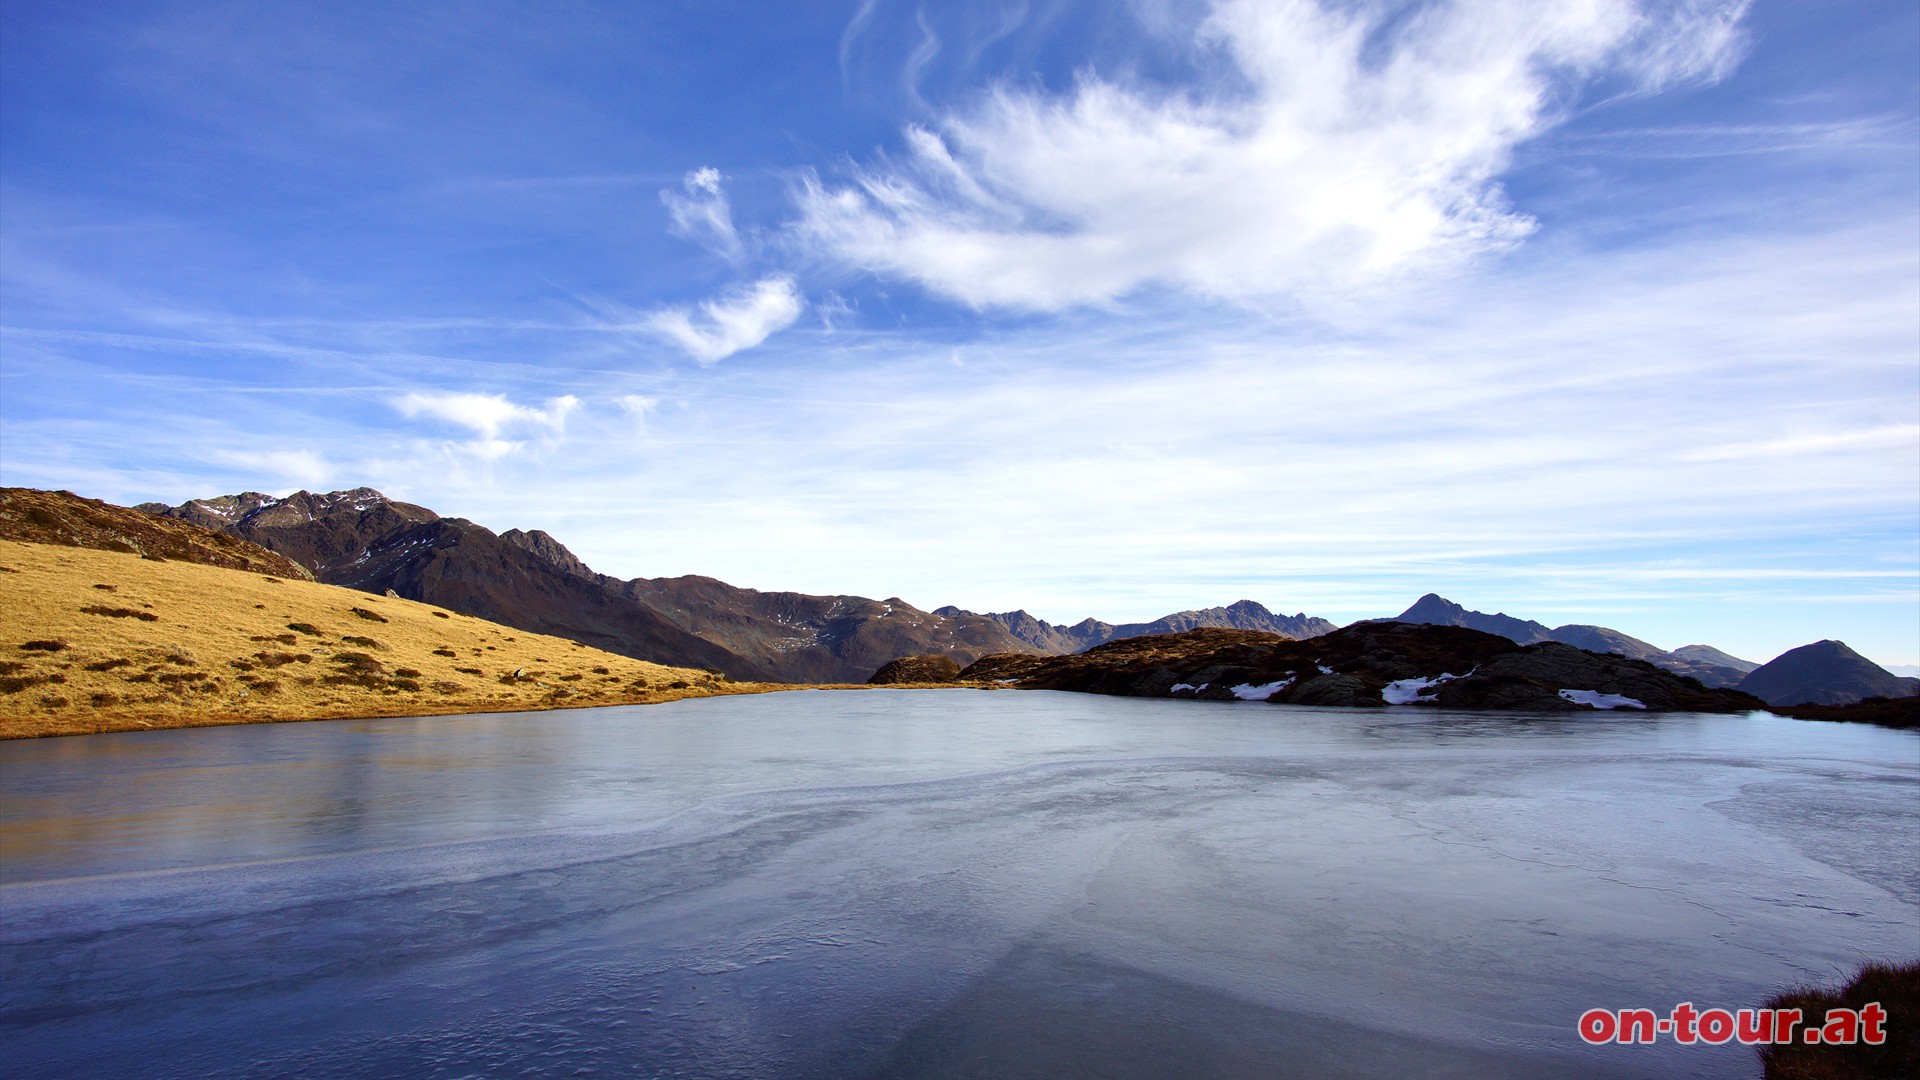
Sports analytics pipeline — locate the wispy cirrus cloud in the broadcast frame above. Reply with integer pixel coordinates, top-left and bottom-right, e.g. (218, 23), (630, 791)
(660, 167), (745, 263)
(644, 277), (805, 363)
(207, 448), (335, 489)
(792, 0), (1751, 311)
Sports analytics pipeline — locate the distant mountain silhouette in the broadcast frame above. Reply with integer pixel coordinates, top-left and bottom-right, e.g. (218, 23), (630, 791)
(1393, 593), (1553, 644)
(942, 599), (1336, 653)
(1736, 640), (1920, 706)
(1387, 593), (1753, 688)
(1668, 644), (1759, 674)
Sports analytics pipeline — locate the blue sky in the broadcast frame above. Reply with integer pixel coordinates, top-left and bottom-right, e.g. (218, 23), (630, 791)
(2, 0), (1915, 667)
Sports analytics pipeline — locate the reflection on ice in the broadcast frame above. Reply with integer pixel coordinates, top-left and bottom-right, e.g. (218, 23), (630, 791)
(2, 690), (1915, 1078)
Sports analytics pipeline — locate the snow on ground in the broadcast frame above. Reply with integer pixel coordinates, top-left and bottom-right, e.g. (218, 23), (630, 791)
(1558, 689), (1646, 710)
(1230, 679), (1294, 701)
(1169, 683), (1206, 694)
(1381, 670), (1471, 705)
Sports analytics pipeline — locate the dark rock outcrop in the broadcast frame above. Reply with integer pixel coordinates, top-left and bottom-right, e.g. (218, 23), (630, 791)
(960, 622), (1767, 713)
(1737, 640), (1920, 706)
(1771, 696), (1920, 729)
(867, 655), (964, 684)
(2, 488), (312, 579)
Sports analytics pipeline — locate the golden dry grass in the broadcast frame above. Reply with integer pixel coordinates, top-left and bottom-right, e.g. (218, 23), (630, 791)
(0, 538), (837, 739)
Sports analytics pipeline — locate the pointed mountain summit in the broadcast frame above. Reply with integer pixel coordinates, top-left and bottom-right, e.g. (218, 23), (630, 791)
(1736, 640), (1920, 707)
(1387, 594), (1755, 687)
(1393, 593), (1553, 645)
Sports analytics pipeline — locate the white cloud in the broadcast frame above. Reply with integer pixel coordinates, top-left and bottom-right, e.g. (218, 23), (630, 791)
(392, 391), (580, 438)
(645, 276), (805, 363)
(209, 448), (334, 488)
(791, 0), (1750, 311)
(1682, 424), (1920, 463)
(660, 167), (744, 262)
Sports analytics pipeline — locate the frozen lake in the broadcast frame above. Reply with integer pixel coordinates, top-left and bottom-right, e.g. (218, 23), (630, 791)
(3, 689), (1915, 1078)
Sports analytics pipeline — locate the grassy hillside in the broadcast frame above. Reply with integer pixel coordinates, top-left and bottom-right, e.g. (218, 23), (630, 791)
(0, 538), (786, 738)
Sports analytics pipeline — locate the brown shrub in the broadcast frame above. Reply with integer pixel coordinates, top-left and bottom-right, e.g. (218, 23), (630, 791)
(431, 680), (463, 693)
(431, 611), (450, 619)
(287, 622), (324, 636)
(340, 635), (383, 649)
(0, 675), (46, 693)
(591, 666), (610, 675)
(454, 666), (482, 676)
(93, 583), (116, 591)
(20, 639), (68, 651)
(88, 692), (119, 707)
(393, 667), (422, 679)
(0, 661), (25, 674)
(83, 658), (132, 671)
(331, 652), (385, 676)
(349, 607), (388, 623)
(1759, 959), (1918, 1079)
(155, 672), (206, 685)
(432, 648), (458, 657)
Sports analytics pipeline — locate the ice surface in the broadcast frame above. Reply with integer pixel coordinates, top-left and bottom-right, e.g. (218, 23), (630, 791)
(1, 691), (1914, 1079)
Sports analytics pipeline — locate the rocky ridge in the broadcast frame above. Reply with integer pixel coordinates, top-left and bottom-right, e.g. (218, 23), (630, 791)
(1388, 593), (1756, 688)
(140, 488), (1032, 683)
(938, 599), (1336, 652)
(3, 488), (312, 580)
(959, 622), (1766, 713)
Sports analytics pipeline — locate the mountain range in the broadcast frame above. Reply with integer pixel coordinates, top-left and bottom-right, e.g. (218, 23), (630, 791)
(81, 486), (1916, 706)
(126, 488), (1355, 684)
(1385, 593), (1758, 687)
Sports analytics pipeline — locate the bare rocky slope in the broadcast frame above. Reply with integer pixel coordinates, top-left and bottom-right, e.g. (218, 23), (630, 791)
(139, 488), (1345, 683)
(2, 488), (312, 580)
(959, 622), (1767, 713)
(140, 488), (1032, 682)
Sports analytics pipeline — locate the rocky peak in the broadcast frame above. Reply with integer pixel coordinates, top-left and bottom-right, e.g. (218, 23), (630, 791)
(1394, 593), (1553, 645)
(500, 528), (596, 580)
